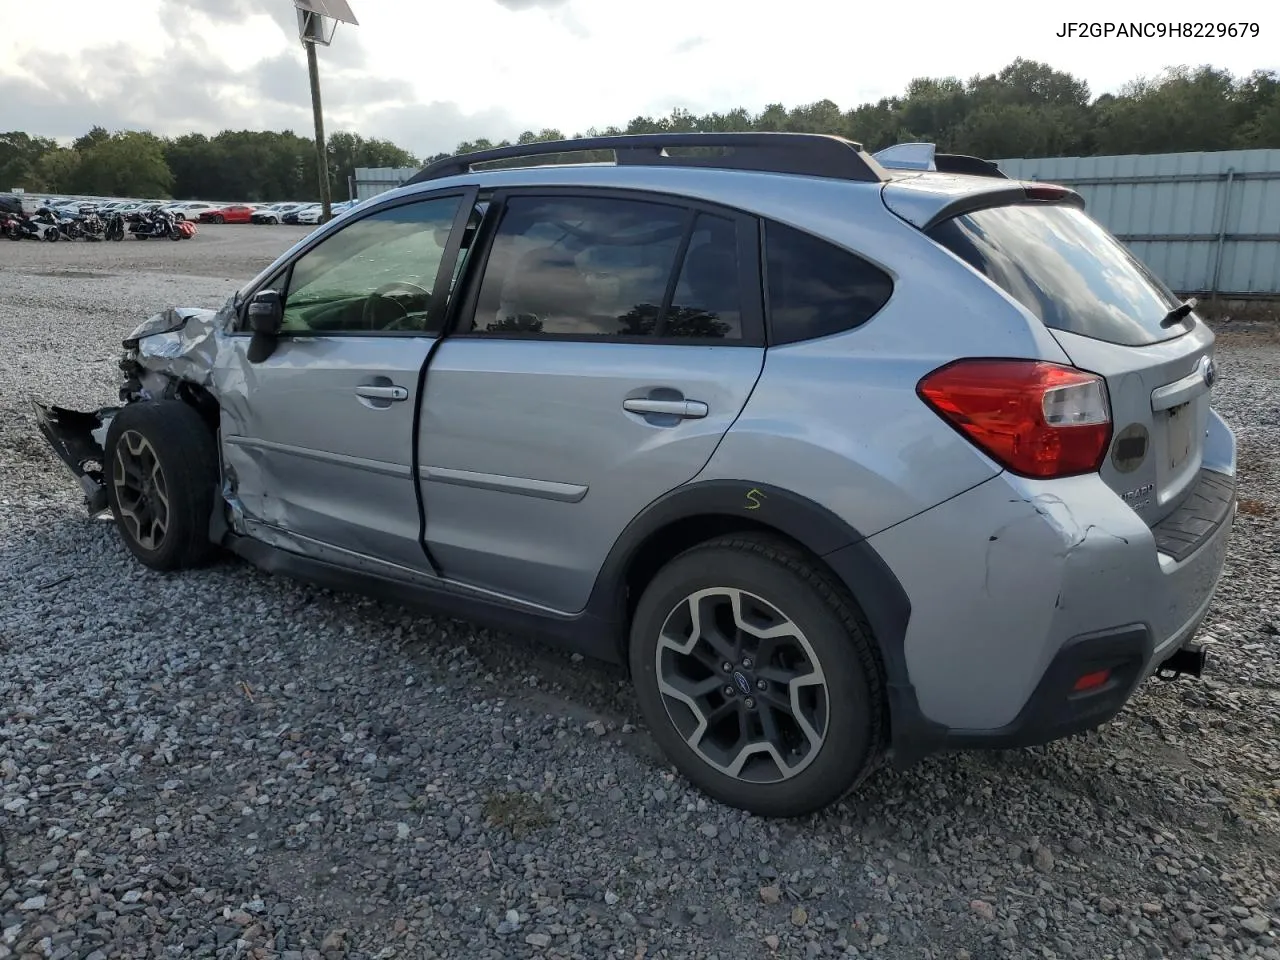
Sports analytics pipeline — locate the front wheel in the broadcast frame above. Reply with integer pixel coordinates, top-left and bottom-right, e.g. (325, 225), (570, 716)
(629, 535), (886, 818)
(105, 400), (220, 571)
(212, 214), (225, 224)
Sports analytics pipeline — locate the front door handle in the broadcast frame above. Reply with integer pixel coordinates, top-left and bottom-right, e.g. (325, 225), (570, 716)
(356, 384), (408, 402)
(623, 398), (709, 419)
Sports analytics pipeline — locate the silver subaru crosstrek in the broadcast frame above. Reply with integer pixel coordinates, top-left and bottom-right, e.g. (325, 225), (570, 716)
(34, 133), (1237, 818)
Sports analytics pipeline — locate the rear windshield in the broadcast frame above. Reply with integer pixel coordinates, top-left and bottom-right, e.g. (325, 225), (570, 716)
(928, 203), (1186, 347)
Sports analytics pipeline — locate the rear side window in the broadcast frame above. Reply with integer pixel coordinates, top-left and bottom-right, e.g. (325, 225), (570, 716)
(764, 221), (894, 345)
(928, 203), (1184, 347)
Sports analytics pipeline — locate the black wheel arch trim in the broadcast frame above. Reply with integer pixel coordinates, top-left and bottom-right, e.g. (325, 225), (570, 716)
(583, 479), (944, 761)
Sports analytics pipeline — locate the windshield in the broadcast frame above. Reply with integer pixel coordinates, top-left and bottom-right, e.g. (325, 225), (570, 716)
(928, 203), (1188, 347)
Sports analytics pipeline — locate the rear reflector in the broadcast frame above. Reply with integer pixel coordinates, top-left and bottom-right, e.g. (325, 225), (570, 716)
(917, 359), (1112, 479)
(1072, 669), (1112, 692)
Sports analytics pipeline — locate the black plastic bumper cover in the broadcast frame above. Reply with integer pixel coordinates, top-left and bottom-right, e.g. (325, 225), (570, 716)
(30, 400), (114, 513)
(940, 625), (1153, 750)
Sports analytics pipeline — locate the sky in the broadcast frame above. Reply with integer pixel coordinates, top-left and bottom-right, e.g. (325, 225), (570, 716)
(0, 0), (1274, 158)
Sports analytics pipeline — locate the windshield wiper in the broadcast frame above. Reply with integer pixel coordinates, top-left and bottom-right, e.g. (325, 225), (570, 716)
(1161, 297), (1197, 328)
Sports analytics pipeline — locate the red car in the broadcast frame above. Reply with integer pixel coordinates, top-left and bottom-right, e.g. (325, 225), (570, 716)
(198, 204), (255, 224)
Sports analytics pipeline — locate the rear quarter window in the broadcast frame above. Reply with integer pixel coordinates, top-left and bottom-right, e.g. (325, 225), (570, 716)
(764, 221), (894, 345)
(927, 203), (1185, 347)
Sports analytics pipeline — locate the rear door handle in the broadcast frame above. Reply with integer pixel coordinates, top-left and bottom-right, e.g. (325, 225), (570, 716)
(356, 384), (408, 401)
(623, 398), (709, 419)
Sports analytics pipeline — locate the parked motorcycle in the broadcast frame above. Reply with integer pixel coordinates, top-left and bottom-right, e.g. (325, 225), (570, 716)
(78, 212), (107, 241)
(12, 210), (62, 241)
(128, 207), (179, 240)
(104, 213), (126, 241)
(1, 214), (20, 240)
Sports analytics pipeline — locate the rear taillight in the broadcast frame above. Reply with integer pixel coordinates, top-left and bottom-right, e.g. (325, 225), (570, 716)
(917, 359), (1112, 479)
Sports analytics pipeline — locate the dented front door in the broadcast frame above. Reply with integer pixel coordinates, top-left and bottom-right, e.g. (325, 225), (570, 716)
(213, 192), (473, 573)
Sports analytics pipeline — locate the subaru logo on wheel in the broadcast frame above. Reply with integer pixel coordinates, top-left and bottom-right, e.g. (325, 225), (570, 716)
(732, 671), (752, 695)
(1200, 355), (1216, 389)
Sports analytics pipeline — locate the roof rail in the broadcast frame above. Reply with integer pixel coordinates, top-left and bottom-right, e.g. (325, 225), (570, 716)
(404, 132), (888, 186)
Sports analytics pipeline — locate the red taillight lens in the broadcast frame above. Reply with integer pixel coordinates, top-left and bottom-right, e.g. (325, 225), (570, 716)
(917, 359), (1112, 479)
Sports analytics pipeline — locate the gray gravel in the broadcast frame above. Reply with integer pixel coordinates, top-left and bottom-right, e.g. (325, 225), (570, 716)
(3, 227), (1280, 959)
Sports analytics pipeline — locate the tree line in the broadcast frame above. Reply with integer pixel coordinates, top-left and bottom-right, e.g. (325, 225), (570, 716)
(3, 59), (1278, 201)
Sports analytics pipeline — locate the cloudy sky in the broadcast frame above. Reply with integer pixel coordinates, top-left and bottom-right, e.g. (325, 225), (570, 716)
(0, 0), (1273, 157)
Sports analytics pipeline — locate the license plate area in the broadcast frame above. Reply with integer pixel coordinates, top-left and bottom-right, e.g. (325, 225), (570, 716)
(1166, 401), (1194, 472)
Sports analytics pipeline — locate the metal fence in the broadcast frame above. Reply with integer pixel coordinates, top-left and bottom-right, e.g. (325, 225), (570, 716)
(351, 166), (419, 203)
(355, 149), (1280, 298)
(996, 149), (1280, 298)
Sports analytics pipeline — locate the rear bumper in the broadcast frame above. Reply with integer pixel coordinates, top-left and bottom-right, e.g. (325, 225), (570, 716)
(863, 426), (1235, 763)
(942, 624), (1153, 750)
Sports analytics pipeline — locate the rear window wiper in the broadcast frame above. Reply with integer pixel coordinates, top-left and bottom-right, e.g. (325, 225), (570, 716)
(1161, 298), (1197, 328)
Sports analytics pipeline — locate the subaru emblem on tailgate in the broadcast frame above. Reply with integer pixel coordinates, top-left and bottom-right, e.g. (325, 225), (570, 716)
(1199, 355), (1216, 389)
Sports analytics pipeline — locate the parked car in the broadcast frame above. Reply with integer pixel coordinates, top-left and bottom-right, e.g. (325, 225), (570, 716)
(294, 204), (326, 225)
(251, 202), (303, 225)
(162, 202), (221, 222)
(31, 133), (1237, 819)
(198, 204), (256, 224)
(282, 203), (320, 225)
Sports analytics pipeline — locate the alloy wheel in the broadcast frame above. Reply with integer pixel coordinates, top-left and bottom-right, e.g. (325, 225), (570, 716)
(655, 587), (830, 784)
(112, 430), (170, 551)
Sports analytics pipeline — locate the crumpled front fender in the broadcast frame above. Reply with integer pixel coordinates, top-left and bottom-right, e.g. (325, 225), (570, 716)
(123, 301), (235, 390)
(31, 297), (238, 515)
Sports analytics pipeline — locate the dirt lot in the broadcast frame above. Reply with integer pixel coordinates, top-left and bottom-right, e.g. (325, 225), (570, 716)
(1, 226), (1278, 960)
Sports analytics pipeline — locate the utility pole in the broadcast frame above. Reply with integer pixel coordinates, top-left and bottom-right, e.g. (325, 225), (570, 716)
(293, 1), (358, 224)
(305, 39), (331, 222)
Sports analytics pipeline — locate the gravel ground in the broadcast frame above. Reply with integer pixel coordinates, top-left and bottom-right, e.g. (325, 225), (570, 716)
(2, 227), (1279, 960)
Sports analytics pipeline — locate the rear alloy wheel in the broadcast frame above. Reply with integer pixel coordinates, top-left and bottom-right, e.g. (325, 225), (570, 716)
(630, 535), (885, 818)
(106, 400), (219, 571)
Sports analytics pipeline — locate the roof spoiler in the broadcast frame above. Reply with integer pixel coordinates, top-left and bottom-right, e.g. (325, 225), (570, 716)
(873, 142), (1009, 179)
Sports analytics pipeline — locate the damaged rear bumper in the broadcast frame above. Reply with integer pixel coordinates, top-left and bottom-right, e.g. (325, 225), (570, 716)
(31, 401), (118, 515)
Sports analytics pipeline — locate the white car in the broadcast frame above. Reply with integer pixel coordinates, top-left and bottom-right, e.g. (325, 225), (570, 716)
(170, 202), (223, 222)
(251, 202), (302, 225)
(293, 204), (324, 225)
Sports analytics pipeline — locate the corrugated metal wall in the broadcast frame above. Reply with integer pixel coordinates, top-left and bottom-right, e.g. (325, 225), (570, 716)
(352, 166), (418, 202)
(996, 149), (1280, 297)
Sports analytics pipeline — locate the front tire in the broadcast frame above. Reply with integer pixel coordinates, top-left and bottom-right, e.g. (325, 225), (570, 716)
(212, 214), (225, 224)
(105, 400), (220, 571)
(629, 535), (886, 818)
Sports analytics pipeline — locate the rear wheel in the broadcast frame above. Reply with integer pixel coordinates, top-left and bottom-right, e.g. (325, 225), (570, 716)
(105, 400), (220, 571)
(629, 535), (885, 818)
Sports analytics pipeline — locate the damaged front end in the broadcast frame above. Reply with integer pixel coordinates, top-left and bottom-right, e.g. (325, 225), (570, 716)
(32, 302), (233, 517)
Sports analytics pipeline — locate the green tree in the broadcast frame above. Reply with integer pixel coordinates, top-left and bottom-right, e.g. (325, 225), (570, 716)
(0, 132), (57, 190)
(74, 131), (174, 198)
(36, 147), (81, 193)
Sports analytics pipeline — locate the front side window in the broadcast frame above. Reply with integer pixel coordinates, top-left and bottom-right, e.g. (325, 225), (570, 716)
(463, 196), (742, 340)
(278, 195), (462, 334)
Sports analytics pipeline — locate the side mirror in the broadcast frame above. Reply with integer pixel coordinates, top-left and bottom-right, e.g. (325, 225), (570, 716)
(246, 290), (283, 363)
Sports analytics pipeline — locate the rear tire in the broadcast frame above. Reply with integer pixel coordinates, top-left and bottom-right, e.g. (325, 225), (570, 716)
(105, 400), (220, 571)
(629, 534), (886, 818)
